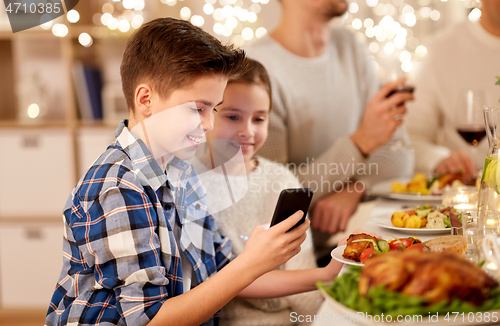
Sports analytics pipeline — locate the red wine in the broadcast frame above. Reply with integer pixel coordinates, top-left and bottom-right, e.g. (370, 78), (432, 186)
(457, 126), (486, 146)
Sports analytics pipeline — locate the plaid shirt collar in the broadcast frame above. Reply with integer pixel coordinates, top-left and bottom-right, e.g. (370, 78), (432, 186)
(115, 120), (191, 191)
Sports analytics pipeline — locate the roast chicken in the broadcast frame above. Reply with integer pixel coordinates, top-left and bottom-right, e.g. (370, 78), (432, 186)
(342, 233), (379, 262)
(359, 250), (498, 306)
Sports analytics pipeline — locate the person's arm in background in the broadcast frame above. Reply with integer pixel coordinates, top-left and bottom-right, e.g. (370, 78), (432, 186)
(256, 75), (367, 235)
(257, 74), (367, 188)
(352, 34), (415, 189)
(312, 36), (414, 235)
(406, 56), (451, 175)
(405, 56), (474, 178)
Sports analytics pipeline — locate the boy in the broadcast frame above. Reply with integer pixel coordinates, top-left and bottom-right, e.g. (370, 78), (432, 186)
(45, 18), (309, 326)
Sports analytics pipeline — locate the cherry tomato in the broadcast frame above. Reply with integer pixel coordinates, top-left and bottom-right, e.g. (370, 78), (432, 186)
(360, 248), (377, 263)
(388, 238), (413, 250)
(406, 243), (428, 253)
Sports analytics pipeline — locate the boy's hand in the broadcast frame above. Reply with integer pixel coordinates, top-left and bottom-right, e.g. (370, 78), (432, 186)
(239, 211), (309, 279)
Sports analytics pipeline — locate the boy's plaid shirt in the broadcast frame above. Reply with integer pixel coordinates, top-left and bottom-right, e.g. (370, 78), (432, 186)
(45, 120), (232, 326)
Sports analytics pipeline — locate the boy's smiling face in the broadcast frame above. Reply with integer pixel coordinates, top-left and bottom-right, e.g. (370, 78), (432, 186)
(206, 82), (270, 167)
(130, 75), (227, 161)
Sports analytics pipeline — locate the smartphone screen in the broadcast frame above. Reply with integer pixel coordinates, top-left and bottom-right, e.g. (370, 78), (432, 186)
(270, 188), (314, 231)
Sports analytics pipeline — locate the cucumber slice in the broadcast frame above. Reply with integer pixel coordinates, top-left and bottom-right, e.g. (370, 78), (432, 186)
(377, 239), (390, 253)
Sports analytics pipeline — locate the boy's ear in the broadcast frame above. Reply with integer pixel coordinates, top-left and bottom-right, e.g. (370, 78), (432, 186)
(134, 84), (154, 117)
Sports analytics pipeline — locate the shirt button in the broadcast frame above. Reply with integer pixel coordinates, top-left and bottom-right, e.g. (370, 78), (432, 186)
(195, 203), (200, 210)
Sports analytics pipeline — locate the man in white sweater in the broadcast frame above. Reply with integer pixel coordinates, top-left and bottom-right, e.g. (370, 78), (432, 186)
(245, 0), (415, 256)
(406, 0), (500, 178)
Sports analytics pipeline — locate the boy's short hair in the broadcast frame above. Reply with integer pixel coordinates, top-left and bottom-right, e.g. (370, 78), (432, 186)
(121, 17), (247, 111)
(227, 58), (272, 109)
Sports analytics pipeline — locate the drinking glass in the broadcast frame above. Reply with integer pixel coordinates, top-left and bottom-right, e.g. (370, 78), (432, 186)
(478, 209), (500, 236)
(478, 107), (500, 211)
(442, 186), (479, 211)
(479, 234), (500, 281)
(460, 210), (500, 262)
(462, 210), (481, 263)
(455, 89), (489, 158)
(383, 66), (414, 152)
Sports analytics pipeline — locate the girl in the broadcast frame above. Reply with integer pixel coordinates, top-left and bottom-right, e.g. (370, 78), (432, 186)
(192, 59), (337, 325)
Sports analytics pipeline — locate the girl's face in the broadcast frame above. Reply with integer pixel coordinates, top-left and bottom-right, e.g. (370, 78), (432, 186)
(206, 82), (270, 168)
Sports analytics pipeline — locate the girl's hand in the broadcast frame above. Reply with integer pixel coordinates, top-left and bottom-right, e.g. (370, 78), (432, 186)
(323, 258), (344, 280)
(238, 211), (310, 279)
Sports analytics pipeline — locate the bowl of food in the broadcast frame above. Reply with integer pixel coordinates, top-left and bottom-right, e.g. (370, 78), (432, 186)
(320, 250), (500, 325)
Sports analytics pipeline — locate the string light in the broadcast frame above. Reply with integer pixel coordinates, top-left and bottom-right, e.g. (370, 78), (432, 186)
(180, 7), (192, 19)
(27, 104), (40, 119)
(67, 10), (80, 23)
(158, 0), (270, 46)
(45, 0), (479, 63)
(341, 0), (478, 79)
(52, 24), (68, 37)
(78, 33), (93, 47)
(468, 8), (481, 21)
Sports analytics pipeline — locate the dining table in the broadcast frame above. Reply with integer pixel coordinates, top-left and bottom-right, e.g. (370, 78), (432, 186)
(311, 196), (450, 326)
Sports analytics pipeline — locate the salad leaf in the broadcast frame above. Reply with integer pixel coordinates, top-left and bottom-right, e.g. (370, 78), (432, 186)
(443, 216), (451, 228)
(427, 175), (441, 189)
(318, 266), (500, 317)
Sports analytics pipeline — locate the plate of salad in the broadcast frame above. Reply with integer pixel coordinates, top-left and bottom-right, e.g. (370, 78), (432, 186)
(373, 205), (460, 235)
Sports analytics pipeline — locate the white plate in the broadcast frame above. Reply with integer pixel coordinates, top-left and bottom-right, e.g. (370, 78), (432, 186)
(373, 214), (451, 235)
(319, 287), (500, 326)
(370, 179), (442, 201)
(330, 245), (364, 266)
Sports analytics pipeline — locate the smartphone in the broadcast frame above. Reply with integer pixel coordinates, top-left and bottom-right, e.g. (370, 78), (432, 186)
(270, 188), (314, 231)
(386, 85), (415, 97)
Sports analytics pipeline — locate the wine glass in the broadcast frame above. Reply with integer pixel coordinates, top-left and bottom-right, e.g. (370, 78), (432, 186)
(383, 65), (414, 151)
(455, 89), (489, 168)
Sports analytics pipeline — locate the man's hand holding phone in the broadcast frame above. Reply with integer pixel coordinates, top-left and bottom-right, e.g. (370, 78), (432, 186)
(239, 211), (310, 279)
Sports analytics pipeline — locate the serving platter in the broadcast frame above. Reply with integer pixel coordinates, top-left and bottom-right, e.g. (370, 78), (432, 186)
(319, 288), (500, 326)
